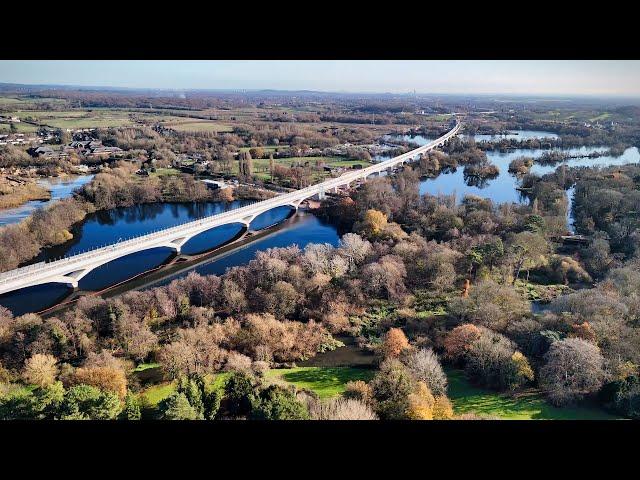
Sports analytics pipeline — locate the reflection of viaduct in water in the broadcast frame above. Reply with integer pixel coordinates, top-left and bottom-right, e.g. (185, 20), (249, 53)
(0, 123), (461, 295)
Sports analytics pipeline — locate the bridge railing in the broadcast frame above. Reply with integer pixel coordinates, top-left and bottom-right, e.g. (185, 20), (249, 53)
(0, 123), (460, 285)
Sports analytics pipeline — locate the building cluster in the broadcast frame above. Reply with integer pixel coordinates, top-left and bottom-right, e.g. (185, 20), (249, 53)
(0, 115), (21, 124)
(26, 140), (123, 161)
(175, 153), (212, 172)
(65, 140), (123, 159)
(583, 121), (617, 130)
(0, 128), (58, 146)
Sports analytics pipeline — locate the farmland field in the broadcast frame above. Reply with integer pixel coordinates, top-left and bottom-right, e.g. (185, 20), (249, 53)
(5, 109), (135, 129)
(166, 120), (233, 133)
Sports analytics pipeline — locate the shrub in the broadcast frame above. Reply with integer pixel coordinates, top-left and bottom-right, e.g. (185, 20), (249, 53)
(406, 382), (435, 420)
(443, 324), (481, 362)
(432, 396), (454, 420)
(158, 392), (201, 420)
(381, 328), (410, 359)
(465, 329), (533, 391)
(402, 348), (448, 396)
(250, 384), (309, 420)
(370, 359), (416, 420)
(308, 398), (377, 420)
(343, 380), (373, 404)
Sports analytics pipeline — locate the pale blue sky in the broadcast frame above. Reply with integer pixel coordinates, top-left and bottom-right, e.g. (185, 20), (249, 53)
(1, 60), (639, 96)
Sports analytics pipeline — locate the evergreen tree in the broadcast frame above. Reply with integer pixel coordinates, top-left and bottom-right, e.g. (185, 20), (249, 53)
(158, 392), (201, 420)
(121, 393), (141, 420)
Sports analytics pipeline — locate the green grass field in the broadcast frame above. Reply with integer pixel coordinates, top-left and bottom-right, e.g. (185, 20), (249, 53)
(0, 122), (38, 133)
(132, 362), (161, 372)
(0, 97), (27, 105)
(446, 369), (621, 420)
(5, 109), (135, 129)
(167, 121), (233, 133)
(266, 366), (374, 399)
(136, 372), (231, 412)
(239, 145), (288, 153)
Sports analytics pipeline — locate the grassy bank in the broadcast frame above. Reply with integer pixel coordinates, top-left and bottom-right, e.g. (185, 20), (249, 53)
(0, 180), (50, 209)
(446, 369), (621, 420)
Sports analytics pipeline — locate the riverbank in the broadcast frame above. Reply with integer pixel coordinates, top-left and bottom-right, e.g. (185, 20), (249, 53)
(0, 177), (50, 210)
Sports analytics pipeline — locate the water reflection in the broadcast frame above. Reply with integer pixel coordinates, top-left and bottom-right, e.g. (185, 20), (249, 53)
(0, 174), (94, 226)
(147, 211), (340, 288)
(420, 146), (640, 205)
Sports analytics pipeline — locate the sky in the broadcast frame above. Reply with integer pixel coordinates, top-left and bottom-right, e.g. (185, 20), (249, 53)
(1, 60), (639, 97)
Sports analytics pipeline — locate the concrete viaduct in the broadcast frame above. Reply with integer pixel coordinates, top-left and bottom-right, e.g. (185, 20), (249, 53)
(0, 122), (461, 295)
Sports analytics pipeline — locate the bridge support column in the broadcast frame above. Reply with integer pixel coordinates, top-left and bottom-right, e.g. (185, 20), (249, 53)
(241, 215), (256, 227)
(288, 199), (304, 210)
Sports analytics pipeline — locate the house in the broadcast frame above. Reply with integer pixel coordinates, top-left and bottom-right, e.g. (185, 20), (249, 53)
(70, 140), (91, 149)
(86, 145), (123, 159)
(29, 145), (55, 157)
(28, 145), (69, 159)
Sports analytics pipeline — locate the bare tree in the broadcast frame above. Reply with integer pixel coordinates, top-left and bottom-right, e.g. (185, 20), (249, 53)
(540, 337), (605, 406)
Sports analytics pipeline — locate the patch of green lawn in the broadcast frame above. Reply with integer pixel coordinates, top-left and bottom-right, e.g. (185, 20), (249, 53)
(589, 112), (612, 122)
(0, 122), (38, 133)
(132, 362), (161, 372)
(136, 372), (230, 415)
(446, 369), (621, 420)
(266, 366), (374, 399)
(239, 145), (288, 153)
(138, 381), (176, 409)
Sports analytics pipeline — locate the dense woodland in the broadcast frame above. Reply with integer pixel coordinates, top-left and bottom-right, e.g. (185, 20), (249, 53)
(1, 90), (640, 420)
(2, 154), (639, 419)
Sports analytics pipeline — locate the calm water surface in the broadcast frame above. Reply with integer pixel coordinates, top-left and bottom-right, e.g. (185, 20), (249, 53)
(420, 147), (640, 205)
(0, 175), (94, 226)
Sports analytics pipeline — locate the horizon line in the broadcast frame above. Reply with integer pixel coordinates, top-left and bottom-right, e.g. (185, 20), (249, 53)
(1, 82), (639, 100)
